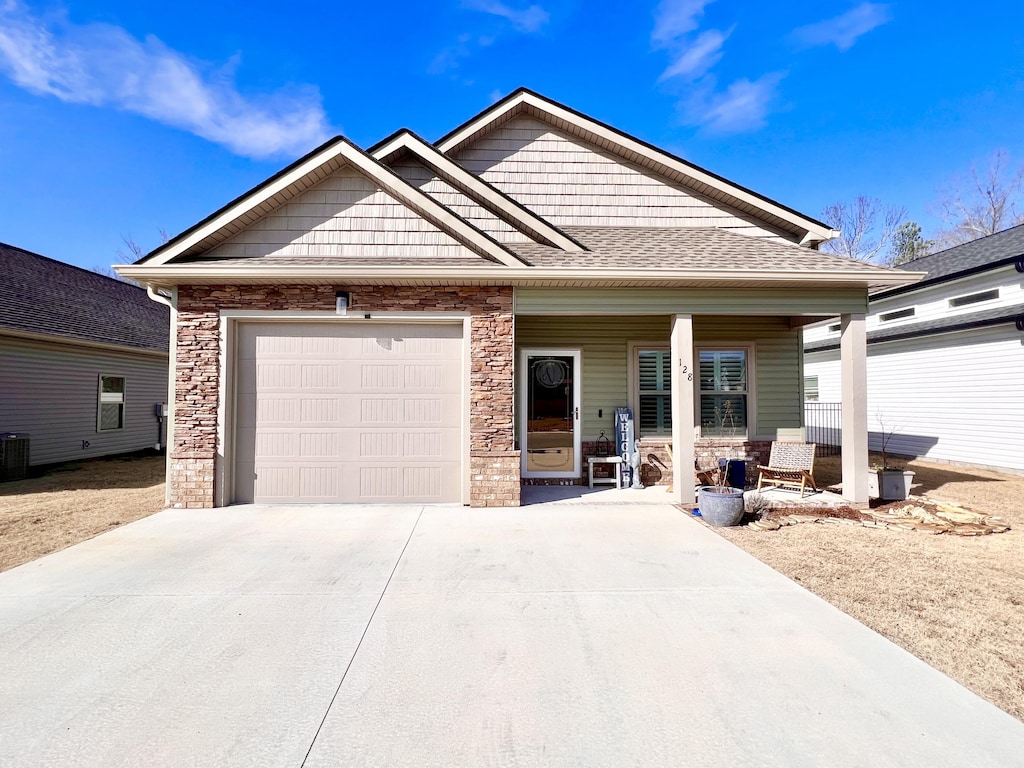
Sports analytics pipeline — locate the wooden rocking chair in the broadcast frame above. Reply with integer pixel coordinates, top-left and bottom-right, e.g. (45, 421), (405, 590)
(756, 442), (818, 498)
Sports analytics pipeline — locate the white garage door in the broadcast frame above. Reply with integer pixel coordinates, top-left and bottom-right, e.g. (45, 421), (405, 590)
(234, 322), (464, 504)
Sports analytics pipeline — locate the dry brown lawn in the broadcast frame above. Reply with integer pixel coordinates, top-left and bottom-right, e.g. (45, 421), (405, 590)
(0, 453), (166, 572)
(718, 453), (1024, 722)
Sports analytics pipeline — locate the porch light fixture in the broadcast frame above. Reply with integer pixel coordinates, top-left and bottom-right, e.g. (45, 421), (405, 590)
(335, 290), (350, 315)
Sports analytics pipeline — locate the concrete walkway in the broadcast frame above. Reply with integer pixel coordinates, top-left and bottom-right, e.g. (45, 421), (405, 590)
(1, 503), (1022, 767)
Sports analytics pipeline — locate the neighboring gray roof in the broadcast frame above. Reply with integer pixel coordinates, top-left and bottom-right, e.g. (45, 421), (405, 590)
(512, 226), (888, 273)
(0, 242), (169, 352)
(805, 304), (1024, 352)
(892, 224), (1024, 284)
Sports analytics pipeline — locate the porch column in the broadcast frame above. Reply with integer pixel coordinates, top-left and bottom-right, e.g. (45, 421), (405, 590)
(671, 314), (696, 505)
(840, 312), (869, 504)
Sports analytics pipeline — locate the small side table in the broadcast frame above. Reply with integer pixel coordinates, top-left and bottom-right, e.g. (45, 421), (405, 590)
(587, 456), (623, 489)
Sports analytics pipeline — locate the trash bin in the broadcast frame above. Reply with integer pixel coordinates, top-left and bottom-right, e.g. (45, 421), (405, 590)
(718, 458), (746, 490)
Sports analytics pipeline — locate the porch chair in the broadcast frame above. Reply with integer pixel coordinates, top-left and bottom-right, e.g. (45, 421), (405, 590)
(756, 442), (818, 498)
(663, 443), (719, 493)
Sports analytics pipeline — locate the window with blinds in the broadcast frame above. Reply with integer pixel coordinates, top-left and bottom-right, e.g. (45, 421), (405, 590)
(637, 349), (671, 436)
(98, 375), (125, 432)
(699, 350), (747, 437)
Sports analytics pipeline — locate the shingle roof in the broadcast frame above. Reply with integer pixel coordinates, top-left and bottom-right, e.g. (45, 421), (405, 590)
(895, 224), (1024, 282)
(512, 226), (888, 273)
(0, 242), (169, 352)
(804, 304), (1024, 352)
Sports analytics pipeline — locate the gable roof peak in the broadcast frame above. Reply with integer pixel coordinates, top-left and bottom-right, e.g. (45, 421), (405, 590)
(436, 88), (838, 247)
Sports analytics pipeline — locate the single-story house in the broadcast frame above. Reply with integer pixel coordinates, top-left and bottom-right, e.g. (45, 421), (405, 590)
(0, 242), (170, 468)
(118, 89), (920, 508)
(804, 224), (1024, 472)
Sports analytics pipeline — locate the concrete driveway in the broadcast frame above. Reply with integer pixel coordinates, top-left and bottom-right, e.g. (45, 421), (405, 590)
(1, 503), (1022, 767)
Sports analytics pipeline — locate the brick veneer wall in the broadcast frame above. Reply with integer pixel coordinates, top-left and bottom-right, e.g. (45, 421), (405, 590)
(574, 438), (772, 489)
(170, 284), (518, 508)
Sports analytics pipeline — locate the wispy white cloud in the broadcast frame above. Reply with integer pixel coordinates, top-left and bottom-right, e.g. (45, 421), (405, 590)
(0, 1), (332, 158)
(461, 0), (549, 33)
(792, 3), (891, 52)
(651, 0), (714, 47)
(659, 27), (731, 81)
(652, 0), (729, 83)
(432, 1), (549, 79)
(691, 72), (786, 133)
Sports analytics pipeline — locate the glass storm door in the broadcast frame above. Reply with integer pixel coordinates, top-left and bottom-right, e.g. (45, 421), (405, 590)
(520, 349), (581, 478)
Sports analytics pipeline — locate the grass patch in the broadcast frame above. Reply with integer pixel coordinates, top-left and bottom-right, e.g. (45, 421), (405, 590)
(0, 453), (166, 572)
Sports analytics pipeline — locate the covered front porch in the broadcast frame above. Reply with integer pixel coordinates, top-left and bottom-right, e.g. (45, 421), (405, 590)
(512, 287), (871, 506)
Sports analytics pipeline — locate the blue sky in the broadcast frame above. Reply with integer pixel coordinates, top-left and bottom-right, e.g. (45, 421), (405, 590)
(1, 0), (1022, 271)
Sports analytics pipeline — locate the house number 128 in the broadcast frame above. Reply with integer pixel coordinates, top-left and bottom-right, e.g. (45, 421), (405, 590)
(679, 362), (693, 381)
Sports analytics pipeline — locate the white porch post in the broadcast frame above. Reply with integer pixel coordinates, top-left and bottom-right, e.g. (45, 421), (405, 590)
(671, 314), (696, 505)
(840, 312), (869, 504)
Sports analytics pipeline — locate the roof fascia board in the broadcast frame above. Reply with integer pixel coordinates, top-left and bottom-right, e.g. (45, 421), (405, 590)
(436, 89), (839, 244)
(146, 137), (528, 269)
(372, 131), (586, 253)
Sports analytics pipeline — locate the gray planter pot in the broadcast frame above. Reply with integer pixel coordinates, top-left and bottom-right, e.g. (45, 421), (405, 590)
(867, 470), (915, 501)
(697, 486), (745, 527)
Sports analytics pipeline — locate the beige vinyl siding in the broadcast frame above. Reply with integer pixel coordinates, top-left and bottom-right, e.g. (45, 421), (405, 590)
(515, 315), (803, 440)
(455, 115), (790, 239)
(515, 287), (868, 316)
(205, 165), (479, 261)
(0, 336), (168, 466)
(389, 158), (534, 244)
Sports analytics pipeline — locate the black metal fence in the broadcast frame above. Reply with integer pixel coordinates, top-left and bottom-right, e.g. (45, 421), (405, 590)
(804, 402), (842, 456)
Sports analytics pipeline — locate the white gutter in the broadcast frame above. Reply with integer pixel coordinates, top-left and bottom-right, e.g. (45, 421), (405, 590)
(118, 264), (926, 289)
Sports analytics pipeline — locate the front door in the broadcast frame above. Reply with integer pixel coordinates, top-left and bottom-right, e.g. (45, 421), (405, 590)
(520, 349), (581, 478)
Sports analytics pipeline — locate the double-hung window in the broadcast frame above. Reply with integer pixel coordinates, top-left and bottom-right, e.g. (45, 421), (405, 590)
(98, 375), (126, 431)
(699, 350), (747, 437)
(637, 349), (671, 436)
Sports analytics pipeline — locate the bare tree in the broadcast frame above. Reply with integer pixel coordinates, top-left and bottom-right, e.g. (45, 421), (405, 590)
(933, 150), (1024, 249)
(92, 231), (169, 282)
(821, 196), (906, 263)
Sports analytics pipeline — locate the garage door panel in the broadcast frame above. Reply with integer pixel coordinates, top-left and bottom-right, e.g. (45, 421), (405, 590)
(234, 322), (464, 504)
(250, 427), (461, 461)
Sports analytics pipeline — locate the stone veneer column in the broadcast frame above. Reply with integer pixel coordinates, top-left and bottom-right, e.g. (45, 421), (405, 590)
(167, 284), (519, 509)
(469, 296), (520, 507)
(168, 307), (219, 508)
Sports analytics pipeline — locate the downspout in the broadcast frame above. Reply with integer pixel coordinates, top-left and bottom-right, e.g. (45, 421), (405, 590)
(146, 284), (177, 508)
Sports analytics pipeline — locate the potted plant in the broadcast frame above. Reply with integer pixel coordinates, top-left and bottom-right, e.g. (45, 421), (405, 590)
(867, 413), (915, 501)
(697, 459), (745, 526)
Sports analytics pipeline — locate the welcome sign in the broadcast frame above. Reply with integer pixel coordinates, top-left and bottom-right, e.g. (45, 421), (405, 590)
(614, 407), (635, 487)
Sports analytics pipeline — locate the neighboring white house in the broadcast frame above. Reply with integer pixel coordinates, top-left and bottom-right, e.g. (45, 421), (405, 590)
(0, 242), (170, 468)
(804, 225), (1024, 473)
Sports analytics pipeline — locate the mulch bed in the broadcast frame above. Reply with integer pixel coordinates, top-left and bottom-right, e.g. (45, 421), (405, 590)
(745, 497), (1009, 536)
